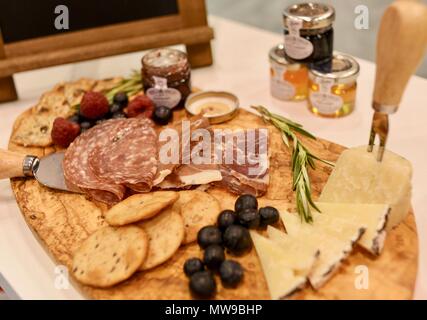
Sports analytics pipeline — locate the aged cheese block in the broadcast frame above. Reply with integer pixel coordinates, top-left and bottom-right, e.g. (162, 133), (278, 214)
(314, 202), (390, 255)
(250, 231), (307, 299)
(319, 146), (412, 229)
(279, 212), (364, 289)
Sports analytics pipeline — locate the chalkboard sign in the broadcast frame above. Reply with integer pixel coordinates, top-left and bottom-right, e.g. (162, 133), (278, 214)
(0, 0), (213, 102)
(0, 0), (179, 43)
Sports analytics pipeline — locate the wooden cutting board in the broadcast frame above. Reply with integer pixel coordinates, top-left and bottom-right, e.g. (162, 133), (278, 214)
(8, 106), (418, 300)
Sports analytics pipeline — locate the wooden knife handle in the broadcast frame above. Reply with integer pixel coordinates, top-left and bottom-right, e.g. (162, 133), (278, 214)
(374, 0), (427, 113)
(0, 148), (26, 179)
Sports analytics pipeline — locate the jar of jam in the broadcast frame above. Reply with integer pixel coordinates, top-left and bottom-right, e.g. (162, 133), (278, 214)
(269, 44), (308, 101)
(283, 3), (335, 66)
(308, 52), (360, 118)
(141, 48), (191, 109)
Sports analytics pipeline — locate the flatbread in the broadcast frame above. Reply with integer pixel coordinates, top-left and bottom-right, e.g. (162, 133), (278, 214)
(10, 113), (56, 147)
(72, 226), (148, 288)
(138, 208), (185, 270)
(63, 78), (96, 107)
(105, 191), (179, 226)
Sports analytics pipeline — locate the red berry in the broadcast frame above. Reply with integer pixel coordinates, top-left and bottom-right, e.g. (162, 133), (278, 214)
(126, 95), (154, 118)
(51, 117), (81, 148)
(80, 91), (109, 119)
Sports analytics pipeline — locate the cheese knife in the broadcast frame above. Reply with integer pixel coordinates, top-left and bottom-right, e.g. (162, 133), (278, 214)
(368, 0), (427, 161)
(0, 148), (74, 192)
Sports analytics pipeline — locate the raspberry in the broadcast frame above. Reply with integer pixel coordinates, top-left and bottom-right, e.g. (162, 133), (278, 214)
(126, 95), (154, 118)
(51, 117), (81, 148)
(80, 91), (109, 120)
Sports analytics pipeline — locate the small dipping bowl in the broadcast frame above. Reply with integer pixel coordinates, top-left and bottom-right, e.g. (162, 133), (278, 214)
(185, 91), (239, 124)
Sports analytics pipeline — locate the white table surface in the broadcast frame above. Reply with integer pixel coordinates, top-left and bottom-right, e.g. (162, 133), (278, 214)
(0, 16), (426, 300)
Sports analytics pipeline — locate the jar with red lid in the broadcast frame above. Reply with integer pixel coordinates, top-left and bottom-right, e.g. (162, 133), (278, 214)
(141, 48), (191, 109)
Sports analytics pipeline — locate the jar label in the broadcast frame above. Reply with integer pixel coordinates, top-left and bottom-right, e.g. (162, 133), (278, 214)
(310, 78), (343, 114)
(146, 76), (181, 109)
(270, 62), (295, 100)
(284, 18), (313, 60)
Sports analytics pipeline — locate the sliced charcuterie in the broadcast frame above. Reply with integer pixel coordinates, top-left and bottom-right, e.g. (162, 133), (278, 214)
(89, 118), (158, 193)
(63, 119), (128, 204)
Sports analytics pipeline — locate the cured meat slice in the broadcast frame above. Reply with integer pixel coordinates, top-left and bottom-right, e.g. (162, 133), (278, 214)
(63, 119), (128, 204)
(154, 115), (210, 185)
(214, 128), (269, 197)
(157, 128), (270, 197)
(89, 118), (158, 192)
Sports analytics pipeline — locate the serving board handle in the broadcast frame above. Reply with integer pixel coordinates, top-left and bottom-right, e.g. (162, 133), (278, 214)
(373, 0), (427, 112)
(0, 148), (26, 179)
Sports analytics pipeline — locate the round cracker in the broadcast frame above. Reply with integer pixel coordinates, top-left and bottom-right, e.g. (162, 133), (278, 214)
(105, 191), (178, 226)
(138, 208), (184, 270)
(171, 190), (199, 213)
(72, 226), (148, 288)
(180, 191), (221, 244)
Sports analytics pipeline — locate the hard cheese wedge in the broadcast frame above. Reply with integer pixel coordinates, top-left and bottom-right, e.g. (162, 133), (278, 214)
(266, 226), (319, 276)
(314, 202), (390, 255)
(281, 211), (366, 245)
(250, 231), (306, 299)
(319, 146), (412, 229)
(280, 212), (365, 289)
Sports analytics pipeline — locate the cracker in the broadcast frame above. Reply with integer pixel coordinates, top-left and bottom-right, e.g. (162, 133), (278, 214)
(11, 113), (56, 147)
(105, 191), (179, 226)
(180, 191), (221, 244)
(92, 77), (123, 93)
(72, 226), (148, 288)
(138, 208), (184, 270)
(63, 78), (96, 106)
(33, 84), (74, 119)
(171, 190), (199, 213)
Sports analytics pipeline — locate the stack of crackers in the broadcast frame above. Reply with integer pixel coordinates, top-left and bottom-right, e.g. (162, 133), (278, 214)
(72, 190), (220, 288)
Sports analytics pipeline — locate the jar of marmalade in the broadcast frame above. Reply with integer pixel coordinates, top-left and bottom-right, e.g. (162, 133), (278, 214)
(283, 3), (335, 66)
(269, 44), (308, 101)
(308, 52), (360, 118)
(141, 48), (191, 109)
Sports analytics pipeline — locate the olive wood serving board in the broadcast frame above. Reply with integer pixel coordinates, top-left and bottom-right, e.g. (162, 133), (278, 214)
(8, 107), (418, 300)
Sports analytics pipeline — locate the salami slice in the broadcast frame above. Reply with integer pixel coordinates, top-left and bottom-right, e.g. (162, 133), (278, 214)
(89, 118), (158, 193)
(63, 119), (128, 204)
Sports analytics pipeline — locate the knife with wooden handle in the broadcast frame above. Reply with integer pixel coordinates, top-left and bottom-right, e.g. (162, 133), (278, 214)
(0, 148), (73, 192)
(368, 0), (427, 161)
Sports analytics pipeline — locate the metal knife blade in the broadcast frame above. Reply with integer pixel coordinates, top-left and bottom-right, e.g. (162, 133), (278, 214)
(33, 152), (76, 192)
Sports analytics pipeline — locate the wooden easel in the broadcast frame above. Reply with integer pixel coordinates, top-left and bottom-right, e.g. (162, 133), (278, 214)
(0, 0), (213, 102)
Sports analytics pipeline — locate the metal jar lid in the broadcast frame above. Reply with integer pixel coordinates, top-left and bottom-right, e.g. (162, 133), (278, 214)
(269, 44), (304, 71)
(309, 52), (360, 85)
(283, 3), (335, 30)
(185, 91), (239, 124)
(142, 48), (189, 70)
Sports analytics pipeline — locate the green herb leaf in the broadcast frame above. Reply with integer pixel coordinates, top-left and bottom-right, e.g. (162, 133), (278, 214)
(251, 105), (333, 223)
(105, 70), (143, 103)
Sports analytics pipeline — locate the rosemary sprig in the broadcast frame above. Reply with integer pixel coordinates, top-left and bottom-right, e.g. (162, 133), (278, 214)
(251, 105), (333, 223)
(105, 70), (143, 103)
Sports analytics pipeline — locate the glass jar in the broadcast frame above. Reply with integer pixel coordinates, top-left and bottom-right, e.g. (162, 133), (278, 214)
(308, 52), (360, 118)
(269, 44), (308, 101)
(141, 48), (191, 109)
(283, 3), (335, 66)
